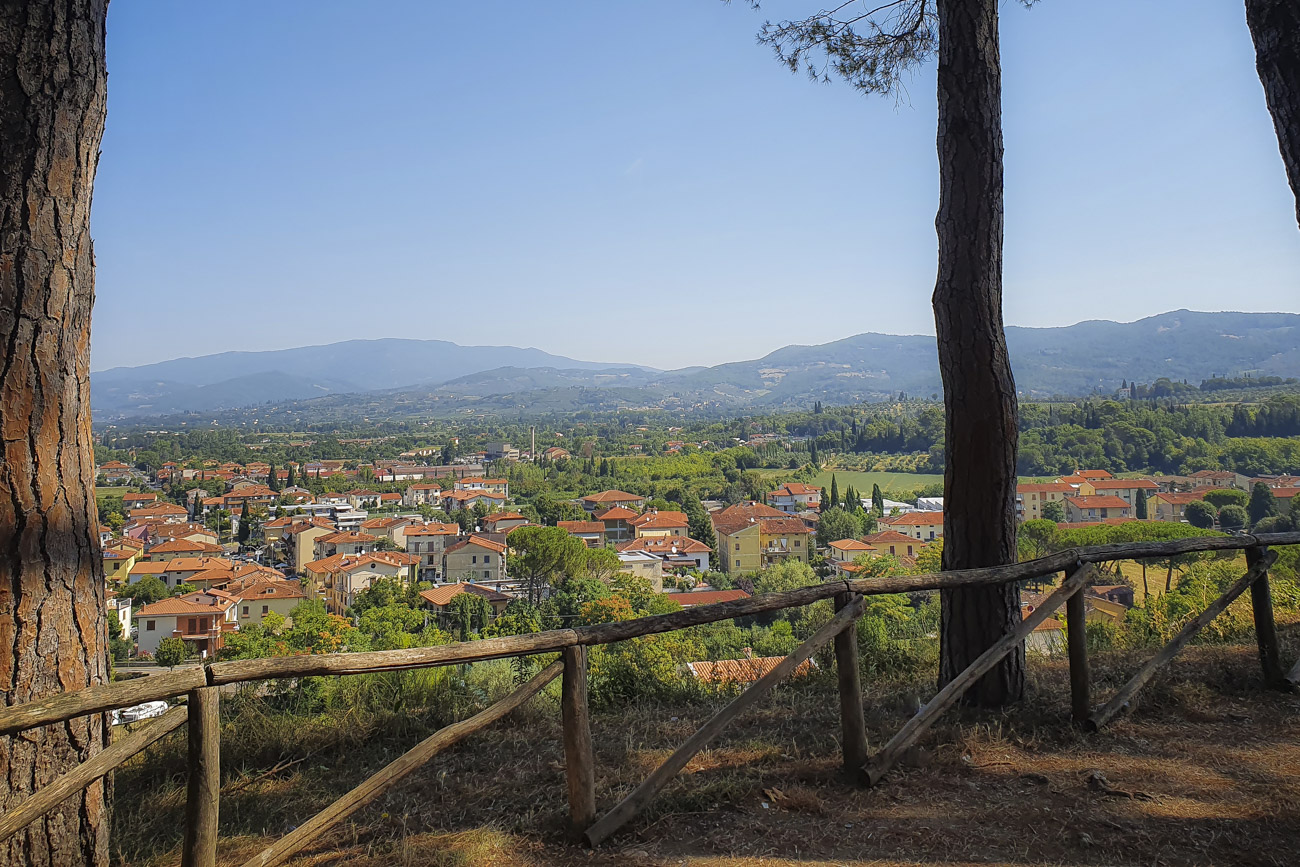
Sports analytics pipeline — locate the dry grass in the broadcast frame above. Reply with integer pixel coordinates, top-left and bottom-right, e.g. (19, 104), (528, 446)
(111, 627), (1300, 867)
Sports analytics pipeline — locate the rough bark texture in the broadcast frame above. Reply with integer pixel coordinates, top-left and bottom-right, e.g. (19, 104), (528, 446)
(1247, 0), (1300, 228)
(932, 0), (1022, 707)
(0, 2), (110, 865)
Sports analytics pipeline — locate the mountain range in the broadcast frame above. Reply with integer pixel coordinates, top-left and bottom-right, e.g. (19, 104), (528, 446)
(90, 310), (1300, 419)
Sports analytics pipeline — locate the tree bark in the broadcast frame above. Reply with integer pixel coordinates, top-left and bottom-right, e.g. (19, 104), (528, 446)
(1246, 0), (1300, 228)
(0, 2), (110, 865)
(933, 0), (1022, 707)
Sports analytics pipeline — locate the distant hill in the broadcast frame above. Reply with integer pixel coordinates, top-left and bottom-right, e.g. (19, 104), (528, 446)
(91, 339), (651, 416)
(91, 311), (1300, 419)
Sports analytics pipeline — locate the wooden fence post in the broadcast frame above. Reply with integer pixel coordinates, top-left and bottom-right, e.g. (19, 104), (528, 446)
(1246, 547), (1286, 689)
(1064, 568), (1090, 723)
(833, 591), (868, 773)
(182, 685), (220, 867)
(561, 645), (596, 836)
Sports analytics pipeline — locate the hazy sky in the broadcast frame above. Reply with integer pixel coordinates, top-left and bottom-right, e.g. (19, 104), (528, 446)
(91, 0), (1300, 372)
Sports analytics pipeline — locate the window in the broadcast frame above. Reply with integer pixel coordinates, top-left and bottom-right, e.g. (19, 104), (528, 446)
(262, 605), (269, 615)
(472, 554), (478, 564)
(484, 570), (490, 579)
(146, 620), (155, 631)
(242, 606), (249, 617)
(734, 543), (740, 551)
(794, 540), (800, 548)
(483, 555), (491, 564)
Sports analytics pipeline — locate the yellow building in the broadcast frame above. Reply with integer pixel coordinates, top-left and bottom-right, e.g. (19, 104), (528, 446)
(101, 545), (138, 584)
(304, 551), (419, 613)
(712, 503), (813, 573)
(629, 510), (689, 540)
(1016, 483), (1074, 522)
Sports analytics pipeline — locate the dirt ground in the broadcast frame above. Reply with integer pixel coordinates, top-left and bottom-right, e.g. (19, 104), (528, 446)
(113, 637), (1300, 867)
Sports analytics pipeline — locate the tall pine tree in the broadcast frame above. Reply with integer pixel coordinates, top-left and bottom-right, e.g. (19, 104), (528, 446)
(829, 474), (840, 510)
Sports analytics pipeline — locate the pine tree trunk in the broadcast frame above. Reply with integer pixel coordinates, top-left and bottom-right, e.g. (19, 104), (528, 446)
(0, 2), (110, 865)
(933, 0), (1022, 707)
(1246, 0), (1300, 228)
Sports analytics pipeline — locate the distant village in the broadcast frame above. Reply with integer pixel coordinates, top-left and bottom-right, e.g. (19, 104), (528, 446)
(95, 445), (1299, 663)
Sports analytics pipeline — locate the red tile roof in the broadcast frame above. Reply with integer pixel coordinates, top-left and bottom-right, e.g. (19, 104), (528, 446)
(685, 656), (815, 683)
(1064, 495), (1131, 509)
(581, 490), (644, 504)
(418, 583), (512, 607)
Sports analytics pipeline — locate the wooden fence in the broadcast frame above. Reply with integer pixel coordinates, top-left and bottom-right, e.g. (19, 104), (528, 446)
(1, 532), (1298, 863)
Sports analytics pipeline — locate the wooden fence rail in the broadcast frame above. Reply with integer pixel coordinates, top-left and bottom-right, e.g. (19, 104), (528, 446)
(0, 531), (1296, 860)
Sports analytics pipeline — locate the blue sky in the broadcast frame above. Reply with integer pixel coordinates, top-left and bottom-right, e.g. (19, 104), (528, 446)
(91, 0), (1300, 372)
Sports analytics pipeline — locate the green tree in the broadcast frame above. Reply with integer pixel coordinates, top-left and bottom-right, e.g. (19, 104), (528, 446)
(1217, 504), (1248, 530)
(871, 483), (885, 514)
(1017, 519), (1057, 562)
(1134, 487), (1148, 520)
(829, 474), (840, 510)
(154, 637), (190, 669)
(128, 575), (171, 606)
(1185, 500), (1218, 529)
(286, 462), (297, 488)
(507, 525), (592, 604)
(815, 506), (862, 548)
(1203, 488), (1248, 509)
(268, 460), (281, 492)
(446, 594), (493, 641)
(237, 500), (251, 544)
(1249, 482), (1280, 526)
(1041, 500), (1066, 523)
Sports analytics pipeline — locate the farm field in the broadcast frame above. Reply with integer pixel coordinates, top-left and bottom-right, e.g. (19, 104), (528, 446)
(95, 486), (129, 506)
(809, 470), (944, 494)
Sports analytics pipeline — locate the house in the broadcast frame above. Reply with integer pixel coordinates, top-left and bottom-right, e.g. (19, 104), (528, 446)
(313, 531), (378, 560)
(1077, 470), (1114, 480)
(134, 591), (237, 658)
(663, 587), (751, 607)
(454, 477), (510, 496)
(145, 538), (224, 562)
(580, 490), (646, 513)
(106, 593), (132, 639)
(278, 518), (338, 572)
(126, 561), (169, 585)
(359, 515), (417, 548)
(594, 506), (639, 543)
(127, 503), (189, 524)
(617, 550), (666, 588)
(418, 583), (512, 617)
(711, 503), (814, 573)
(121, 492), (157, 509)
(403, 483), (444, 508)
(163, 557), (236, 589)
(221, 577), (307, 626)
(1079, 478), (1161, 507)
(101, 544), (139, 584)
(826, 538), (877, 574)
(443, 536), (508, 584)
(97, 461), (133, 483)
(878, 511), (945, 541)
(685, 654), (815, 684)
(616, 537), (712, 573)
(481, 512), (529, 534)
(861, 530), (921, 559)
(403, 522), (461, 578)
(1084, 583), (1136, 625)
(1016, 483), (1075, 522)
(558, 520), (607, 548)
(542, 446), (571, 461)
(1189, 470), (1252, 491)
(1063, 495), (1132, 523)
(1150, 491), (1205, 522)
(1020, 594), (1064, 654)
(767, 483), (822, 515)
(441, 490), (508, 511)
(345, 490), (384, 509)
(304, 551), (420, 614)
(629, 510), (690, 539)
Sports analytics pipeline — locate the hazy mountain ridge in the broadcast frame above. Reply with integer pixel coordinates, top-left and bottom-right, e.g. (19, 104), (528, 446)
(91, 311), (1300, 419)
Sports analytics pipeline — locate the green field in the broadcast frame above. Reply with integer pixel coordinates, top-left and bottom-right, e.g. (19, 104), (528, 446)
(810, 470), (945, 494)
(95, 486), (129, 506)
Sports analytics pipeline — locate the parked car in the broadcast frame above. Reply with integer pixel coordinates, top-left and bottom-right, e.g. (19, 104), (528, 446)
(111, 700), (169, 726)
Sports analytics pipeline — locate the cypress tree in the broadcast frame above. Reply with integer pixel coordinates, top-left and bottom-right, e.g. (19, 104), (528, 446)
(286, 462), (296, 488)
(871, 483), (885, 514)
(1135, 487), (1148, 520)
(829, 474), (840, 509)
(1249, 482), (1279, 526)
(237, 500), (251, 544)
(267, 461), (280, 492)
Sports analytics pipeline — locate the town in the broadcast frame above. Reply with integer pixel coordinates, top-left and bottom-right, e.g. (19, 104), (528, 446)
(93, 431), (1300, 668)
